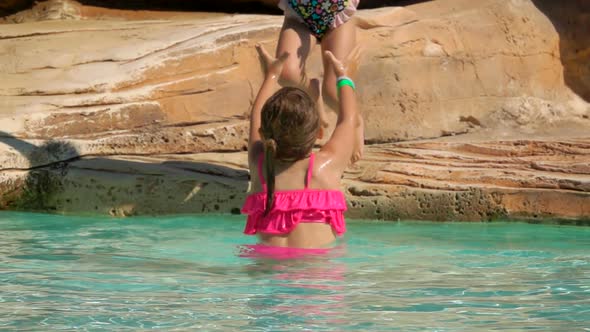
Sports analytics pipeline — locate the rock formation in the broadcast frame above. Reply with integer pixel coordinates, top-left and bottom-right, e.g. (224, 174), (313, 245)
(0, 0), (588, 221)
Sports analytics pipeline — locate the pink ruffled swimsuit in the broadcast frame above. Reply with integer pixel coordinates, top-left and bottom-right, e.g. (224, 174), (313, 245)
(242, 153), (347, 236)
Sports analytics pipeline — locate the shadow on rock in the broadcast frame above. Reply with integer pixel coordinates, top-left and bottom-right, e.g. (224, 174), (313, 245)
(1, 0), (434, 17)
(531, 0), (590, 101)
(0, 131), (250, 215)
(0, 131), (79, 211)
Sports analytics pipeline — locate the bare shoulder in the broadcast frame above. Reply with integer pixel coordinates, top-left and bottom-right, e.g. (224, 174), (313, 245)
(312, 150), (346, 189)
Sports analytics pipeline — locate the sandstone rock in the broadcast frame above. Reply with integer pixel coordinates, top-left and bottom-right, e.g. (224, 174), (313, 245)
(2, 135), (588, 221)
(0, 0), (588, 221)
(530, 0), (590, 102)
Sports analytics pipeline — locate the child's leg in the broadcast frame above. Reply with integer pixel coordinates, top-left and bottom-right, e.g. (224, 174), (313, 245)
(275, 17), (315, 89)
(276, 17), (328, 127)
(320, 19), (357, 109)
(321, 20), (364, 162)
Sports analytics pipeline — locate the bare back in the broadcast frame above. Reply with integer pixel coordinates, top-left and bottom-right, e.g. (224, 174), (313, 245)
(248, 151), (345, 248)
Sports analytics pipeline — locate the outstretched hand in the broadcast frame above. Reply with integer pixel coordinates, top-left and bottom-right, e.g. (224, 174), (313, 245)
(256, 43), (289, 80)
(323, 46), (362, 79)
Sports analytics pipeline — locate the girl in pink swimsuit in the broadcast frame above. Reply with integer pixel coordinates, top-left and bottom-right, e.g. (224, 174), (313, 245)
(242, 44), (363, 249)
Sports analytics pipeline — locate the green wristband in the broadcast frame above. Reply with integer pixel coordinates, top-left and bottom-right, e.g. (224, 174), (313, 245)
(337, 76), (356, 92)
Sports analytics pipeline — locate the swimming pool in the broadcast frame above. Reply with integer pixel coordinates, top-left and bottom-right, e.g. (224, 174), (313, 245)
(0, 212), (588, 331)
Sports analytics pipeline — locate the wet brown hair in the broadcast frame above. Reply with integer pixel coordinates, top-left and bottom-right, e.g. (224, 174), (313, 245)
(259, 87), (320, 215)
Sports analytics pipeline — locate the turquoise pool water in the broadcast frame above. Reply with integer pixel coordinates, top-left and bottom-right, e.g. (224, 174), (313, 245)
(0, 212), (588, 331)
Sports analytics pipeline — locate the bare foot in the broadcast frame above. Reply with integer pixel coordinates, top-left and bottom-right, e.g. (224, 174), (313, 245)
(309, 78), (329, 129)
(256, 43), (289, 80)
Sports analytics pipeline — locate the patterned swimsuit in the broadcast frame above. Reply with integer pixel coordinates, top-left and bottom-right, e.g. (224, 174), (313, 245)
(287, 0), (350, 39)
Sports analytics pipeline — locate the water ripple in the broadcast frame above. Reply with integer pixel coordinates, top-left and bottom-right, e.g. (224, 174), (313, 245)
(0, 213), (588, 331)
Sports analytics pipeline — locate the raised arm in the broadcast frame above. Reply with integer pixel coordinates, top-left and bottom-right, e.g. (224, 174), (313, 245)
(248, 45), (289, 164)
(319, 47), (363, 172)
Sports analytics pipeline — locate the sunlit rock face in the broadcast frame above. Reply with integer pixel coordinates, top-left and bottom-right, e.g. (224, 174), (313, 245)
(0, 0), (588, 220)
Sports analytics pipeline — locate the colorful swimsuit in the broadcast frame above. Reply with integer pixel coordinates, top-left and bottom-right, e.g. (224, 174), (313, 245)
(241, 153), (347, 236)
(279, 0), (360, 39)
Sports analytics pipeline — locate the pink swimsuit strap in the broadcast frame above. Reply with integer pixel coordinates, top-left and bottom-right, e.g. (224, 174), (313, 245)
(257, 153), (315, 191)
(243, 152), (347, 236)
(306, 153), (315, 189)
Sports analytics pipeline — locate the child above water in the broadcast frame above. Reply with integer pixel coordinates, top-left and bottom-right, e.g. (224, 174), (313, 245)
(274, 0), (364, 163)
(241, 44), (363, 249)
(275, 0), (359, 102)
